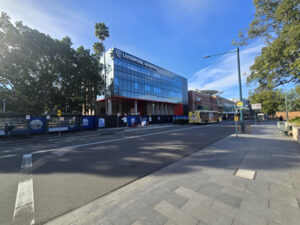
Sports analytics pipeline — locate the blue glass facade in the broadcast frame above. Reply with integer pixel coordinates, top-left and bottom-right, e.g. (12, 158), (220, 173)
(111, 48), (187, 104)
(99, 48), (188, 115)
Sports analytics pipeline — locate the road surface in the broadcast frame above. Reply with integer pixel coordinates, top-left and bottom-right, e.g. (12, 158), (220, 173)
(0, 122), (235, 225)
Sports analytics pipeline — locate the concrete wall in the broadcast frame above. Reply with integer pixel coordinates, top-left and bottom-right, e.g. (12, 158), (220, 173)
(286, 122), (300, 144)
(276, 111), (300, 120)
(292, 125), (300, 143)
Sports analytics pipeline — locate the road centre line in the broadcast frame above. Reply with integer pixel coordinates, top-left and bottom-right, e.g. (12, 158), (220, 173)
(0, 125), (216, 159)
(0, 124), (173, 146)
(34, 125), (212, 156)
(45, 124), (175, 142)
(0, 154), (18, 159)
(13, 154), (35, 225)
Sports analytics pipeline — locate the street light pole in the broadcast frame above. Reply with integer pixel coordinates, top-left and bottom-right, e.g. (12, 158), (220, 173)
(3, 99), (6, 113)
(236, 47), (244, 132)
(210, 94), (213, 110)
(285, 91), (289, 121)
(103, 43), (107, 115)
(204, 47), (245, 132)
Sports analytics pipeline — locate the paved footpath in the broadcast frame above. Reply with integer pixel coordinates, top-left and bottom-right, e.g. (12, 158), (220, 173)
(46, 122), (300, 225)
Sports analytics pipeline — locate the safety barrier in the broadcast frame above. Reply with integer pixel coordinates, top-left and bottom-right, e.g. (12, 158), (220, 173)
(0, 115), (180, 137)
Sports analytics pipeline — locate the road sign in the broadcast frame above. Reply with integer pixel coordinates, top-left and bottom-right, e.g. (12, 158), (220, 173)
(251, 103), (262, 110)
(57, 109), (61, 117)
(236, 101), (244, 109)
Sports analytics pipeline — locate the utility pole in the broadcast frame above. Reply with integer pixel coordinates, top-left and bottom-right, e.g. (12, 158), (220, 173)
(285, 91), (289, 121)
(2, 99), (6, 112)
(203, 47), (245, 132)
(102, 42), (107, 115)
(237, 47), (244, 132)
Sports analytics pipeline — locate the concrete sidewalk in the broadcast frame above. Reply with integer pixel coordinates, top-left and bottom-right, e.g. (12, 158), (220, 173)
(46, 122), (300, 225)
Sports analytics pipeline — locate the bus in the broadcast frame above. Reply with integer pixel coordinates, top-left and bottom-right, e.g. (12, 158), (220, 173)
(189, 110), (222, 124)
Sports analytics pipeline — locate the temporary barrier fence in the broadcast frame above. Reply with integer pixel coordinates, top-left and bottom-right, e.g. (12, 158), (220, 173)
(0, 114), (185, 137)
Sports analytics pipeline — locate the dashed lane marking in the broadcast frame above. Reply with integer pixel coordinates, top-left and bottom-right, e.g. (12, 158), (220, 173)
(13, 153), (35, 225)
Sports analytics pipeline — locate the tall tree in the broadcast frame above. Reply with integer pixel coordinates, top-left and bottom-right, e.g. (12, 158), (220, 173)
(0, 12), (103, 114)
(76, 46), (102, 114)
(235, 0), (300, 89)
(285, 85), (300, 111)
(0, 12), (64, 113)
(249, 89), (284, 116)
(93, 22), (109, 56)
(93, 22), (109, 114)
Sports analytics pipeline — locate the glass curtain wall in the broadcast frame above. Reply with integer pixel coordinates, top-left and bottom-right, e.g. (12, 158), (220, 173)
(113, 58), (184, 104)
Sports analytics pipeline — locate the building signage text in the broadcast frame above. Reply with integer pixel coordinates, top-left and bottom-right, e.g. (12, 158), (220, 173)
(115, 49), (157, 71)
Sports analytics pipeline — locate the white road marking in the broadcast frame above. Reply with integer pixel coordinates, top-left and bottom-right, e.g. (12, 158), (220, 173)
(13, 178), (34, 217)
(43, 125), (211, 157)
(13, 154), (35, 224)
(52, 150), (68, 157)
(21, 154), (32, 169)
(0, 154), (18, 159)
(0, 124), (218, 159)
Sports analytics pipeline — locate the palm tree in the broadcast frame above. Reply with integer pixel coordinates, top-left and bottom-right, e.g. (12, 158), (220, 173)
(93, 22), (109, 115)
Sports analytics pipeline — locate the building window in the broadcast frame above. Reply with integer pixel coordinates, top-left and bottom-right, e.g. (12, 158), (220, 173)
(145, 85), (150, 91)
(115, 78), (118, 86)
(134, 82), (138, 89)
(196, 97), (201, 101)
(154, 73), (160, 79)
(154, 87), (161, 94)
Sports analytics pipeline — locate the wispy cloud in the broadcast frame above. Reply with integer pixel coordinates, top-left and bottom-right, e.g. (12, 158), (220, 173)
(0, 0), (90, 47)
(188, 42), (264, 98)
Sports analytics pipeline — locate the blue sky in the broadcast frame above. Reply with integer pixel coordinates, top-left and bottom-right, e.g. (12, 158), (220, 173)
(1, 0), (266, 99)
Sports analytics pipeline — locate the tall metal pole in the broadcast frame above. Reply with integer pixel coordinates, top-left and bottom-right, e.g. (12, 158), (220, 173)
(58, 116), (61, 137)
(210, 94), (213, 110)
(3, 99), (6, 112)
(235, 109), (238, 137)
(285, 91), (289, 121)
(237, 47), (244, 132)
(102, 41), (107, 115)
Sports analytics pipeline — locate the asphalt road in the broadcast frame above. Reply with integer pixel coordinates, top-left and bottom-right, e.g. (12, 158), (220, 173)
(0, 122), (235, 225)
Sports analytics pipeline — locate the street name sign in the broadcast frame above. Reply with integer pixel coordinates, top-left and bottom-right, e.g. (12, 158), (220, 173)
(251, 103), (262, 110)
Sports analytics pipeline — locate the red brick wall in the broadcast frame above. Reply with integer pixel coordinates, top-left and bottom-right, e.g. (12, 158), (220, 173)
(276, 111), (300, 120)
(188, 91), (218, 111)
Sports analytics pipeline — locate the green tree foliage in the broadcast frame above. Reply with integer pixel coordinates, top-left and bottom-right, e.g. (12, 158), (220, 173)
(285, 85), (300, 111)
(75, 46), (103, 114)
(93, 22), (109, 57)
(0, 12), (103, 114)
(250, 85), (300, 115)
(93, 22), (109, 114)
(236, 0), (300, 88)
(249, 89), (284, 116)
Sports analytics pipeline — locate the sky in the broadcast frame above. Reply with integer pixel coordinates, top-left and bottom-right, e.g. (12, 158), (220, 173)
(0, 0), (265, 99)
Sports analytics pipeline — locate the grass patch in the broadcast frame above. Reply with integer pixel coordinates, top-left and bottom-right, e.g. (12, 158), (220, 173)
(288, 117), (300, 125)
